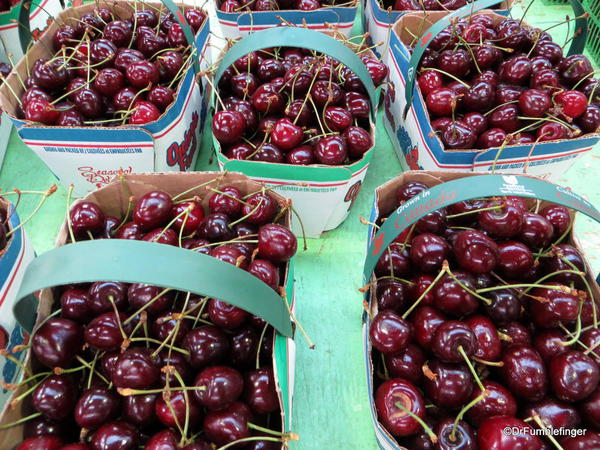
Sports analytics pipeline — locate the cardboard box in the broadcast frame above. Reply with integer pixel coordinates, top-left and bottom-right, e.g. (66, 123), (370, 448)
(361, 171), (600, 449)
(0, 171), (297, 447)
(384, 8), (599, 180)
(363, 0), (513, 60)
(0, 1), (211, 197)
(0, 197), (34, 414)
(215, 0), (358, 39)
(213, 27), (379, 238)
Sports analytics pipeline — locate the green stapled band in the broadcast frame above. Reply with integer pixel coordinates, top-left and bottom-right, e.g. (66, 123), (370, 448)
(403, 0), (588, 117)
(212, 27), (378, 121)
(13, 239), (293, 337)
(363, 174), (600, 283)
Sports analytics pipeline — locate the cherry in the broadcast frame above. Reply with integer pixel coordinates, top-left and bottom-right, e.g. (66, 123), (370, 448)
(129, 100), (161, 125)
(465, 315), (501, 362)
(24, 417), (66, 439)
(212, 110), (246, 145)
(540, 204), (571, 238)
(370, 310), (413, 355)
(142, 227), (177, 245)
(208, 186), (242, 218)
(251, 83), (284, 114)
(25, 98), (59, 125)
(257, 223), (297, 262)
(133, 190), (173, 230)
(75, 387), (121, 430)
(112, 347), (161, 389)
(453, 230), (498, 274)
(477, 127), (508, 148)
(31, 58), (69, 91)
(530, 68), (561, 92)
(518, 89), (551, 118)
(537, 121), (568, 141)
(375, 378), (425, 436)
(550, 350), (599, 402)
(90, 421), (138, 450)
(529, 283), (578, 328)
(247, 259), (279, 291)
(73, 88), (104, 119)
(208, 298), (248, 329)
(32, 318), (83, 368)
(197, 213), (233, 242)
(203, 401), (251, 446)
(435, 418), (475, 449)
(244, 367), (279, 414)
(410, 233), (450, 273)
(70, 201), (106, 237)
(437, 49), (471, 78)
(396, 181), (428, 204)
(147, 85), (175, 112)
(376, 278), (407, 312)
(578, 104), (600, 134)
(156, 50), (183, 82)
(84, 311), (132, 351)
(433, 271), (478, 317)
(543, 243), (585, 286)
(561, 431), (600, 449)
(496, 241), (533, 279)
(343, 126), (372, 159)
(426, 87), (458, 116)
(524, 398), (580, 430)
(87, 281), (127, 315)
(532, 40), (563, 64)
(432, 320), (477, 363)
(424, 360), (473, 409)
(467, 381), (517, 427)
(412, 306), (447, 350)
(556, 90), (588, 119)
(478, 201), (523, 238)
(580, 386), (600, 429)
(122, 393), (158, 426)
(17, 436), (63, 450)
(477, 416), (542, 449)
(170, 200), (204, 235)
(251, 142), (284, 163)
(189, 365), (244, 411)
(32, 375), (76, 421)
(463, 112), (488, 135)
(501, 344), (547, 401)
(285, 100), (311, 126)
(183, 325), (230, 368)
(242, 193), (278, 225)
(557, 54), (593, 86)
(533, 328), (570, 362)
(155, 389), (201, 428)
(488, 103), (521, 133)
(344, 91), (370, 119)
(314, 135), (347, 165)
(418, 71), (443, 96)
(385, 344), (425, 384)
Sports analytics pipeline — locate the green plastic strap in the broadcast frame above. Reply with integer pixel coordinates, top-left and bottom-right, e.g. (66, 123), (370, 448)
(14, 239), (293, 337)
(402, 0), (588, 118)
(213, 27), (378, 121)
(18, 0), (32, 54)
(363, 174), (600, 283)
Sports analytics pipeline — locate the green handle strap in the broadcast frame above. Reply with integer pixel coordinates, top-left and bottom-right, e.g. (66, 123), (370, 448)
(18, 1), (200, 73)
(402, 0), (588, 118)
(213, 27), (378, 121)
(14, 239), (293, 337)
(363, 174), (600, 283)
(567, 0), (588, 56)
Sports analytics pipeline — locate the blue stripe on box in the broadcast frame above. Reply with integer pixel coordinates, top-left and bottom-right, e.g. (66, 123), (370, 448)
(18, 127), (153, 144)
(236, 7), (357, 27)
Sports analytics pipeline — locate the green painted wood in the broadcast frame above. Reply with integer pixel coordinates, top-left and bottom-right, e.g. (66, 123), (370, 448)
(0, 2), (599, 448)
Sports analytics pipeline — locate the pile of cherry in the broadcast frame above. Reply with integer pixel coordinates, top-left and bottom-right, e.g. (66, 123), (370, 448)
(369, 180), (600, 449)
(211, 42), (387, 166)
(416, 15), (600, 150)
(9, 4), (206, 126)
(3, 184), (298, 450)
(218, 0), (355, 13)
(0, 0), (19, 12)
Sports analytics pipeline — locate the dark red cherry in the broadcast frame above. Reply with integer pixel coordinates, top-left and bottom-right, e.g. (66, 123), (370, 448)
(170, 200), (204, 235)
(578, 104), (600, 134)
(133, 190), (173, 230)
(314, 135), (347, 165)
(257, 223), (297, 262)
(558, 54), (593, 86)
(502, 345), (547, 401)
(32, 318), (83, 368)
(465, 315), (501, 362)
(453, 230), (498, 274)
(192, 365), (244, 411)
(88, 281), (127, 315)
(530, 68), (561, 92)
(32, 375), (76, 421)
(147, 85), (174, 112)
(477, 416), (542, 449)
(477, 128), (508, 148)
(483, 289), (521, 326)
(384, 344), (425, 384)
(198, 213), (234, 242)
(203, 401), (251, 446)
(467, 381), (517, 427)
(550, 350), (599, 402)
(69, 201), (106, 238)
(410, 233), (450, 273)
(344, 91), (370, 119)
(540, 204), (571, 239)
(524, 398), (580, 431)
(580, 386), (600, 429)
(426, 87), (458, 117)
(123, 392), (158, 426)
(112, 347), (160, 389)
(418, 70), (443, 96)
(370, 310), (413, 355)
(75, 387), (121, 430)
(432, 320), (477, 363)
(242, 192), (278, 225)
(561, 431), (600, 449)
(129, 100), (160, 125)
(433, 271), (478, 317)
(141, 227), (177, 245)
(434, 418), (475, 450)
(375, 378), (425, 437)
(529, 283), (578, 328)
(17, 436), (63, 450)
(543, 243), (585, 287)
(478, 201), (523, 238)
(251, 83), (284, 114)
(244, 367), (278, 414)
(343, 126), (372, 159)
(155, 389), (201, 428)
(90, 421), (138, 450)
(437, 49), (471, 78)
(412, 306), (446, 350)
(208, 186), (243, 218)
(183, 325), (230, 368)
(424, 360), (473, 409)
(396, 181), (428, 203)
(463, 112), (488, 135)
(208, 298), (248, 330)
(496, 241), (533, 279)
(376, 279), (407, 312)
(60, 287), (92, 323)
(84, 311), (132, 351)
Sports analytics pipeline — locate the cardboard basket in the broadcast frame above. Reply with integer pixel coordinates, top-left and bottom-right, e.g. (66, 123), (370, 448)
(363, 0), (513, 60)
(215, 0), (358, 39)
(0, 197), (35, 414)
(0, 0), (211, 197)
(361, 171), (600, 449)
(0, 171), (297, 448)
(212, 27), (379, 238)
(384, 0), (598, 180)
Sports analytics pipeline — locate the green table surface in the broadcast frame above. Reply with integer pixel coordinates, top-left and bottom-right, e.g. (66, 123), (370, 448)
(1, 1), (600, 448)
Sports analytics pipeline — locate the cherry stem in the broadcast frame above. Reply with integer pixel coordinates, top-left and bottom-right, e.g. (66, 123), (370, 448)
(168, 48), (196, 90)
(6, 185), (57, 238)
(0, 74), (23, 106)
(380, 353), (389, 380)
(478, 282), (574, 295)
(129, 337), (190, 355)
(257, 322), (269, 371)
(420, 67), (471, 89)
(445, 203), (503, 219)
(66, 185), (76, 243)
(207, 187), (251, 207)
(450, 393), (486, 441)
(445, 268), (492, 305)
(393, 401), (438, 444)
(172, 176), (224, 202)
(171, 369), (192, 444)
(247, 422), (293, 438)
(76, 356), (111, 386)
(0, 349), (30, 378)
(560, 324), (600, 360)
(229, 198), (264, 228)
(113, 196), (135, 235)
(402, 263), (447, 319)
(281, 287), (314, 349)
(559, 255), (596, 328)
(0, 412), (42, 430)
(472, 356), (504, 367)
(458, 345), (485, 392)
(216, 436), (285, 450)
(562, 302), (583, 346)
(531, 414), (564, 450)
